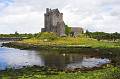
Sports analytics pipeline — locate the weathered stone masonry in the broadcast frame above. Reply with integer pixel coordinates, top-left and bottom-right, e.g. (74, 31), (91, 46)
(41, 8), (65, 36)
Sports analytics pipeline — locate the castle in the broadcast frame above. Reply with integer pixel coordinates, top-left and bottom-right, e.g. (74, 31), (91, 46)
(41, 8), (83, 36)
(41, 8), (65, 36)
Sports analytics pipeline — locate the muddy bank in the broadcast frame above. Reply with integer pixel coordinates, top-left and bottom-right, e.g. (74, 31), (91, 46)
(2, 42), (120, 53)
(0, 64), (111, 73)
(2, 42), (120, 67)
(2, 42), (98, 53)
(3, 42), (120, 71)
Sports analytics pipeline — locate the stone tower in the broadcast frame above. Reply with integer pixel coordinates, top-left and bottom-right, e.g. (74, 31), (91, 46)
(41, 8), (65, 36)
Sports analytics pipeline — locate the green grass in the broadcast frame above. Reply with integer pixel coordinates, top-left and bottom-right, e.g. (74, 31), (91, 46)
(18, 37), (119, 48)
(0, 66), (120, 79)
(2, 36), (120, 79)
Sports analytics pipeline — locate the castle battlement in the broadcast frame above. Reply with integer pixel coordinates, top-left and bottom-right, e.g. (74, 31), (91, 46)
(41, 8), (65, 36)
(41, 8), (84, 36)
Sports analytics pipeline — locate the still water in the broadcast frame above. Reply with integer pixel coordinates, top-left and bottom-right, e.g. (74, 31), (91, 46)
(0, 42), (110, 70)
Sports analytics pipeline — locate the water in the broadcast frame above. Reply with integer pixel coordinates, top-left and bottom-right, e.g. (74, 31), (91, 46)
(0, 42), (110, 70)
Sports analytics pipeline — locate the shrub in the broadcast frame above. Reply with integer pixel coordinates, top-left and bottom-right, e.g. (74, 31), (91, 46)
(36, 32), (58, 41)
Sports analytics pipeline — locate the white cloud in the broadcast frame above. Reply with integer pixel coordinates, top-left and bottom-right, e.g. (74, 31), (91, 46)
(0, 0), (120, 33)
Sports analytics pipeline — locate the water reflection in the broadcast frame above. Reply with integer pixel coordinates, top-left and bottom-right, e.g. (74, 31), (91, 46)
(0, 47), (44, 70)
(67, 57), (110, 69)
(39, 51), (110, 69)
(0, 45), (110, 70)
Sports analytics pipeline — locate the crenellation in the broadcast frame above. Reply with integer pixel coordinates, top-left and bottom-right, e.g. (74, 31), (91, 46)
(41, 8), (84, 36)
(42, 8), (65, 36)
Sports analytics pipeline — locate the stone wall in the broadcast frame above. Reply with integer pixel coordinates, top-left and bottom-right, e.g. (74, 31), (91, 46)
(42, 8), (65, 36)
(71, 27), (84, 36)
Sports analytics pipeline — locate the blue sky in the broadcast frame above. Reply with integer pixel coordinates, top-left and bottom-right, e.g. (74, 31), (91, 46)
(0, 0), (120, 33)
(0, 0), (13, 9)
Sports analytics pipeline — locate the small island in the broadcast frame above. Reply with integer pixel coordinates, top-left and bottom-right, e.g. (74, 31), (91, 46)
(3, 8), (120, 50)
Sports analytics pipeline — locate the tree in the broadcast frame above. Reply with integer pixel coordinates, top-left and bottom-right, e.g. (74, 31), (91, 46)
(85, 30), (91, 37)
(112, 32), (120, 41)
(14, 31), (19, 37)
(15, 31), (19, 35)
(65, 25), (71, 36)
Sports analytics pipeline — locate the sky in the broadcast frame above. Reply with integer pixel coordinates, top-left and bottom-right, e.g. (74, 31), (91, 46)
(0, 0), (120, 34)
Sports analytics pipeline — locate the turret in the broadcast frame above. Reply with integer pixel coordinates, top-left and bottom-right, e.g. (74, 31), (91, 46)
(46, 8), (49, 13)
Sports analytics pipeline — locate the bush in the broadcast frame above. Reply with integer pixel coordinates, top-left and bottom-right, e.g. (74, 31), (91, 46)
(36, 32), (58, 41)
(102, 67), (120, 79)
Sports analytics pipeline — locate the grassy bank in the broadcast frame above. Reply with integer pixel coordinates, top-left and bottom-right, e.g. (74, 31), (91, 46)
(0, 66), (120, 79)
(20, 37), (120, 48)
(16, 37), (120, 48)
(3, 36), (120, 53)
(2, 33), (120, 79)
